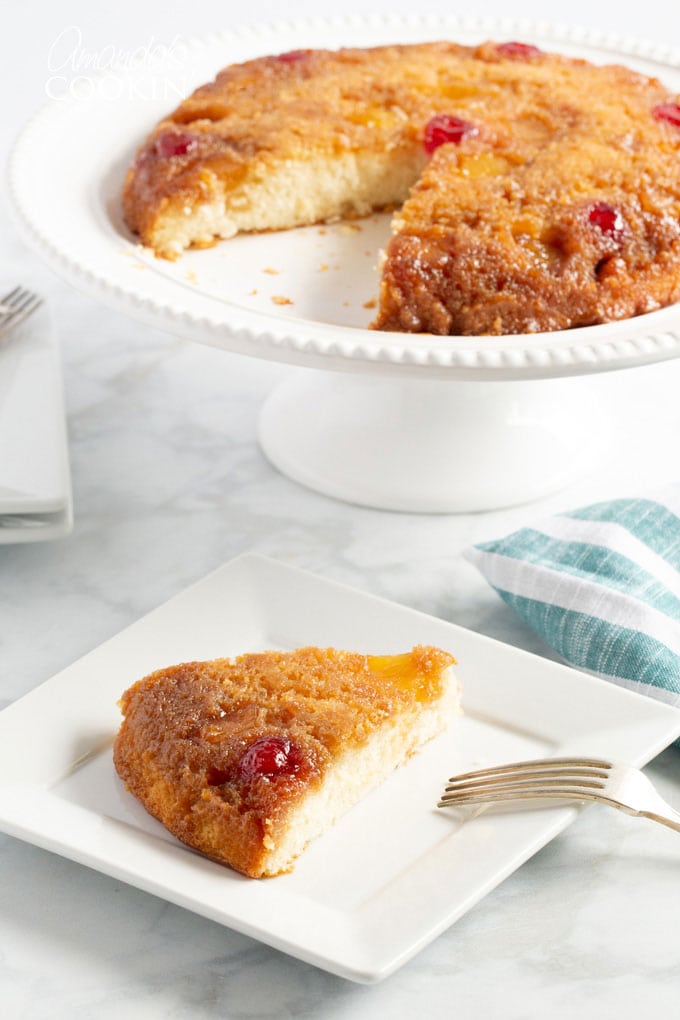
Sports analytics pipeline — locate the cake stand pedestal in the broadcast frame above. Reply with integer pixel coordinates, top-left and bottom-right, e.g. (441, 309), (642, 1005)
(259, 370), (611, 512)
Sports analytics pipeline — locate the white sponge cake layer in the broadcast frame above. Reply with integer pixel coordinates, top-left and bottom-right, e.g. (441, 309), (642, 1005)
(262, 664), (460, 876)
(148, 148), (426, 259)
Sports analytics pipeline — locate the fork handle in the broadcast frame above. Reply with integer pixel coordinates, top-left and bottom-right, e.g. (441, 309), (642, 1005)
(642, 808), (680, 833)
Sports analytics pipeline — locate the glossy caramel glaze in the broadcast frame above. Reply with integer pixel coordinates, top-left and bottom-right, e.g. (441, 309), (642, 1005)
(374, 45), (680, 334)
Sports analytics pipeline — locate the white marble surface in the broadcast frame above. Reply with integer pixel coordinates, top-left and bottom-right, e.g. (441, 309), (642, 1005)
(2, 1), (680, 1016)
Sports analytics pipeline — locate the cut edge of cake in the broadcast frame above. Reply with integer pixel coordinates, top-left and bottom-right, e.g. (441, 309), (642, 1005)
(256, 660), (459, 876)
(127, 147), (425, 260)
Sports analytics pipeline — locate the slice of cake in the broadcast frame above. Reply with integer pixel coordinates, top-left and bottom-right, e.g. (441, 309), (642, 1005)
(122, 40), (680, 334)
(122, 41), (452, 259)
(113, 645), (459, 877)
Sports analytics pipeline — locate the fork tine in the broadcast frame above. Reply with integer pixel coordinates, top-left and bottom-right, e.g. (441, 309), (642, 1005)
(440, 775), (607, 798)
(443, 773), (608, 796)
(438, 758), (680, 832)
(445, 757), (613, 784)
(0, 289), (32, 318)
(438, 786), (606, 808)
(0, 285), (23, 311)
(444, 764), (609, 790)
(0, 292), (43, 338)
(4, 290), (39, 318)
(439, 756), (613, 810)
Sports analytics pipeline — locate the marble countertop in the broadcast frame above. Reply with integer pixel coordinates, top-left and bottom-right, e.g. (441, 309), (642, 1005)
(2, 1), (680, 1016)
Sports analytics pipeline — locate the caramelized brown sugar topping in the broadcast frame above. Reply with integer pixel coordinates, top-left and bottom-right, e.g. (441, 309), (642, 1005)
(114, 646), (455, 847)
(373, 50), (680, 334)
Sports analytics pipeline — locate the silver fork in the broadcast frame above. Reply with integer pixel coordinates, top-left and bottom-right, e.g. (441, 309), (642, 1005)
(438, 757), (680, 833)
(0, 286), (43, 344)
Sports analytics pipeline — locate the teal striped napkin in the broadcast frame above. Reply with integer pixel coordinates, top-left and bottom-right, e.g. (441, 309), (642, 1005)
(465, 488), (680, 706)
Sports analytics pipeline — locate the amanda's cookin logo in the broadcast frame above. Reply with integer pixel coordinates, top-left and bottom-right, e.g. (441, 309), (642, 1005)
(45, 25), (189, 101)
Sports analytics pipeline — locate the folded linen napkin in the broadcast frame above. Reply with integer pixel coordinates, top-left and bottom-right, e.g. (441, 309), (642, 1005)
(465, 487), (680, 707)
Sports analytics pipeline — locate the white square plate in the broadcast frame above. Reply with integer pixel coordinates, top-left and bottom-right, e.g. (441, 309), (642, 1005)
(0, 296), (72, 541)
(0, 554), (678, 982)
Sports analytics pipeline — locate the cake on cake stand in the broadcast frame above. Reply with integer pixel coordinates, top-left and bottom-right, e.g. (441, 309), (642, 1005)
(10, 16), (680, 511)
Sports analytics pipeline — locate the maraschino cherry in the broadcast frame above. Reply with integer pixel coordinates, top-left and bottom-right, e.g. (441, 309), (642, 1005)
(653, 103), (680, 128)
(424, 115), (478, 154)
(276, 49), (310, 63)
(238, 736), (303, 779)
(496, 42), (542, 58)
(154, 132), (198, 158)
(587, 201), (625, 243)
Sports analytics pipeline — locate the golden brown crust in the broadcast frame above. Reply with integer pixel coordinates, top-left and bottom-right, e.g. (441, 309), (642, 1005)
(113, 646), (456, 878)
(122, 40), (680, 333)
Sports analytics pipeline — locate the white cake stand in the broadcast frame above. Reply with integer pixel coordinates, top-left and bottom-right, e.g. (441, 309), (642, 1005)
(9, 16), (680, 511)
